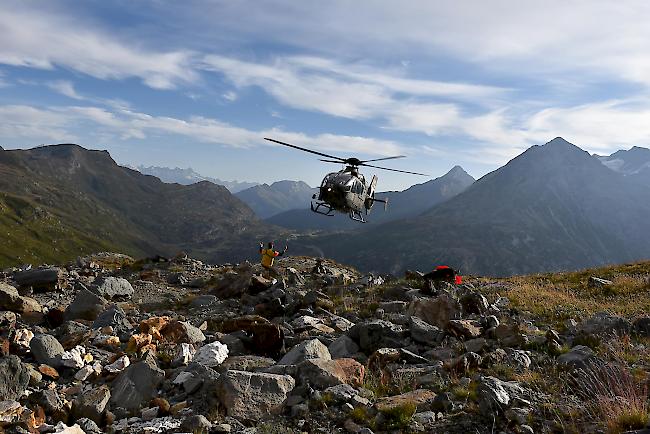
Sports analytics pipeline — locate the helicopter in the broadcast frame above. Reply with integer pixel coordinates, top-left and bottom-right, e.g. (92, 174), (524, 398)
(264, 138), (428, 222)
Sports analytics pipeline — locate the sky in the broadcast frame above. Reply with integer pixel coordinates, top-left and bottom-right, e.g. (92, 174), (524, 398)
(2, 1), (650, 190)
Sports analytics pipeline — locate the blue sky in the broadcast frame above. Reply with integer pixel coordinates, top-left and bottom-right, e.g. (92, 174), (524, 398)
(2, 1), (650, 189)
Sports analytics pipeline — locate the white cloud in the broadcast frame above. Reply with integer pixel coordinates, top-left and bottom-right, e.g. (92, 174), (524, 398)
(47, 80), (85, 100)
(185, 0), (650, 87)
(222, 91), (237, 102)
(520, 99), (650, 153)
(0, 4), (197, 89)
(0, 103), (407, 157)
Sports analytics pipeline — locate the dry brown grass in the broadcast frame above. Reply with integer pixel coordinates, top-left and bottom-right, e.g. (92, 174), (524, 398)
(572, 359), (649, 434)
(471, 261), (650, 324)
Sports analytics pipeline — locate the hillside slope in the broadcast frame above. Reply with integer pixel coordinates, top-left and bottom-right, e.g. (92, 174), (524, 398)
(0, 144), (274, 267)
(236, 180), (316, 218)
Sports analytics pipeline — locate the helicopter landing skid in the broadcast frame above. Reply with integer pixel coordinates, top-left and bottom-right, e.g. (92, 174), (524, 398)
(349, 210), (366, 223)
(310, 201), (336, 216)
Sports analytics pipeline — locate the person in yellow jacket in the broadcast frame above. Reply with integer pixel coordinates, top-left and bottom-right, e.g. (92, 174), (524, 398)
(259, 241), (287, 278)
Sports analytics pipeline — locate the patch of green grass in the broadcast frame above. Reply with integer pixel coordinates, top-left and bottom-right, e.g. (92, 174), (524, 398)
(380, 402), (417, 431)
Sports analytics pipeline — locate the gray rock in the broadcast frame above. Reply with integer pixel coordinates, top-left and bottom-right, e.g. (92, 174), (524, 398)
(72, 385), (110, 424)
(278, 339), (331, 365)
(578, 312), (631, 336)
(464, 338), (488, 353)
(409, 316), (443, 346)
(506, 349), (532, 370)
(180, 415), (212, 434)
(109, 353), (165, 411)
(75, 418), (102, 434)
(91, 276), (134, 298)
(13, 267), (62, 289)
(328, 335), (360, 359)
(92, 305), (133, 334)
(219, 355), (275, 372)
(588, 276), (613, 288)
(0, 356), (29, 401)
(217, 370), (295, 421)
(65, 289), (107, 321)
(324, 384), (358, 403)
(557, 345), (596, 370)
(477, 376), (526, 415)
(413, 411), (437, 425)
(633, 317), (650, 337)
(348, 320), (406, 353)
(190, 295), (217, 308)
(431, 392), (456, 413)
(30, 334), (65, 368)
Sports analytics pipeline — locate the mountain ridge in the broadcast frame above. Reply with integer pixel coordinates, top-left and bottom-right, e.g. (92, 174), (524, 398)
(306, 137), (650, 276)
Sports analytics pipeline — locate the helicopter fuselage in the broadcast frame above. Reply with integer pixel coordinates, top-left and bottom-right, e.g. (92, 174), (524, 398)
(318, 168), (367, 212)
(311, 166), (383, 222)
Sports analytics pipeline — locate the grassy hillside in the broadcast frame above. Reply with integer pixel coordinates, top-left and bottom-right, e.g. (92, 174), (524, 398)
(0, 192), (144, 267)
(473, 260), (650, 325)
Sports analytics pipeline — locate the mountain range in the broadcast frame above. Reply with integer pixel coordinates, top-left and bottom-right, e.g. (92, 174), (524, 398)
(266, 165), (475, 231)
(305, 138), (650, 276)
(596, 146), (650, 185)
(135, 165), (258, 193)
(235, 181), (317, 218)
(0, 145), (274, 267)
(1, 139), (650, 276)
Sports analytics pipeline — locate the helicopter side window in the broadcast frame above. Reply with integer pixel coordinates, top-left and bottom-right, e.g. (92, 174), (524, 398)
(353, 181), (363, 194)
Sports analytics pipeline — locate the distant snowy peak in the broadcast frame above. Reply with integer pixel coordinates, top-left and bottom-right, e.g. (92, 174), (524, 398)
(134, 165), (258, 193)
(597, 146), (650, 175)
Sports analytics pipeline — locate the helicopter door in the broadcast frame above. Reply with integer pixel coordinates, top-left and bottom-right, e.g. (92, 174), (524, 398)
(364, 175), (378, 210)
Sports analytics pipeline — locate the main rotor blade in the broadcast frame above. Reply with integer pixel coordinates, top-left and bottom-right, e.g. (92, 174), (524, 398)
(264, 138), (345, 161)
(319, 159), (346, 164)
(360, 163), (429, 176)
(360, 155), (405, 163)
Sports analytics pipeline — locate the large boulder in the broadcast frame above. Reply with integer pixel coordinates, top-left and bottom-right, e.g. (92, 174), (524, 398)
(210, 265), (254, 299)
(72, 385), (110, 424)
(328, 335), (360, 359)
(109, 353), (165, 411)
(410, 316), (444, 346)
(297, 358), (365, 388)
(0, 282), (42, 314)
(278, 339), (331, 365)
(557, 345), (596, 370)
(91, 277), (134, 299)
(217, 370), (295, 421)
(578, 312), (631, 336)
(64, 289), (107, 321)
(13, 267), (63, 290)
(408, 295), (461, 329)
(348, 320), (406, 353)
(30, 334), (65, 368)
(0, 356), (29, 401)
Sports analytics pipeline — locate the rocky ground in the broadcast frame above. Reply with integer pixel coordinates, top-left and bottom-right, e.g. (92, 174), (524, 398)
(1, 253), (650, 434)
